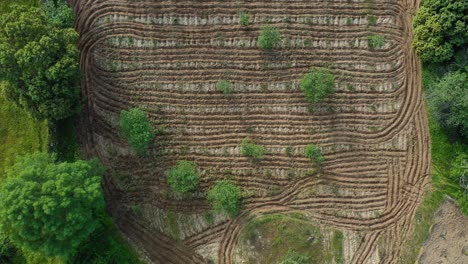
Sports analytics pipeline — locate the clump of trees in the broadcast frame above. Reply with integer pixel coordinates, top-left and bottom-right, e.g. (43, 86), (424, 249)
(304, 144), (325, 167)
(119, 108), (155, 155)
(299, 67), (335, 105)
(0, 153), (105, 259)
(258, 25), (281, 49)
(166, 160), (200, 194)
(240, 138), (267, 160)
(412, 0), (468, 63)
(207, 180), (241, 217)
(0, 3), (80, 120)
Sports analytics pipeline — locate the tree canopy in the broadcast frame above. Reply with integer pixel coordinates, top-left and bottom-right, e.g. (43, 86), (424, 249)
(304, 144), (325, 167)
(166, 160), (200, 194)
(0, 3), (80, 120)
(0, 153), (105, 258)
(119, 108), (155, 155)
(257, 25), (281, 49)
(207, 180), (241, 217)
(412, 0), (468, 63)
(299, 67), (335, 105)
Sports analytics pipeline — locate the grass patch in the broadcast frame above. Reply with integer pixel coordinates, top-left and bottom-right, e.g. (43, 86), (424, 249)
(238, 214), (343, 264)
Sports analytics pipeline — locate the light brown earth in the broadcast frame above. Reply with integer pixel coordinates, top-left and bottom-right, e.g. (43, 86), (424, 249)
(68, 0), (431, 263)
(419, 199), (468, 264)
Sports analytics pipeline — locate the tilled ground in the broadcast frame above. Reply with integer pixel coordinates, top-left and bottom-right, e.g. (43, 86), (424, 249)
(70, 0), (430, 263)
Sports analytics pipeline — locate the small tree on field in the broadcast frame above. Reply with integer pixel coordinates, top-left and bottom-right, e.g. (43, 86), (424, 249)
(304, 144), (325, 166)
(240, 138), (267, 160)
(217, 80), (232, 94)
(0, 153), (105, 259)
(239, 12), (250, 26)
(299, 67), (335, 105)
(166, 160), (200, 194)
(207, 180), (241, 217)
(258, 25), (281, 49)
(119, 108), (155, 155)
(368, 34), (385, 49)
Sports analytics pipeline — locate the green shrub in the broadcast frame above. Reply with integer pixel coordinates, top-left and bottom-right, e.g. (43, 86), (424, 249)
(240, 138), (267, 159)
(239, 12), (250, 26)
(207, 180), (241, 217)
(279, 250), (311, 264)
(368, 34), (385, 49)
(119, 108), (155, 155)
(217, 80), (232, 94)
(367, 15), (377, 26)
(166, 160), (200, 194)
(304, 144), (325, 166)
(257, 25), (281, 49)
(299, 67), (335, 104)
(0, 153), (105, 259)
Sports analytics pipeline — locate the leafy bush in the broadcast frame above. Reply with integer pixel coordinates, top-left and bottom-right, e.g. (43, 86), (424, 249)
(279, 250), (311, 264)
(0, 4), (80, 120)
(239, 12), (250, 26)
(257, 25), (281, 49)
(368, 34), (385, 49)
(299, 67), (335, 104)
(166, 160), (200, 194)
(0, 153), (105, 259)
(217, 80), (232, 94)
(207, 180), (241, 217)
(119, 108), (155, 155)
(304, 144), (325, 166)
(413, 0), (468, 63)
(427, 71), (468, 139)
(240, 138), (267, 160)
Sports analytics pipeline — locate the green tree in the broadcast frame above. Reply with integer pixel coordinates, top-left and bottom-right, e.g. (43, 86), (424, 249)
(412, 0), (468, 63)
(279, 250), (311, 264)
(258, 25), (281, 49)
(217, 80), (232, 94)
(0, 153), (105, 259)
(239, 12), (250, 27)
(0, 4), (80, 120)
(304, 144), (325, 166)
(427, 71), (468, 139)
(299, 67), (335, 104)
(166, 160), (200, 194)
(207, 180), (241, 217)
(368, 34), (385, 49)
(119, 108), (155, 155)
(240, 138), (267, 160)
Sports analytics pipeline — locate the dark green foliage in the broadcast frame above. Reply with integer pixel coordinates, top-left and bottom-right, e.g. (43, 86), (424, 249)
(119, 108), (155, 155)
(304, 144), (325, 166)
(42, 0), (75, 28)
(413, 0), (468, 63)
(240, 138), (267, 160)
(0, 232), (16, 263)
(0, 4), (81, 120)
(279, 250), (311, 264)
(207, 180), (241, 217)
(0, 153), (105, 258)
(258, 25), (281, 49)
(367, 15), (377, 26)
(427, 71), (468, 139)
(166, 160), (200, 194)
(367, 34), (385, 49)
(217, 80), (232, 94)
(299, 68), (335, 104)
(239, 12), (250, 26)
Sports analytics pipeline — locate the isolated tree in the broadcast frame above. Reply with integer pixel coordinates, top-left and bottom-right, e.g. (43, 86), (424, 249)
(300, 67), (335, 104)
(119, 108), (155, 155)
(427, 71), (468, 139)
(412, 0), (468, 63)
(240, 138), (267, 160)
(239, 12), (250, 27)
(217, 80), (232, 94)
(0, 153), (105, 259)
(0, 4), (80, 120)
(258, 25), (281, 49)
(207, 180), (241, 217)
(304, 144), (325, 166)
(166, 160), (200, 194)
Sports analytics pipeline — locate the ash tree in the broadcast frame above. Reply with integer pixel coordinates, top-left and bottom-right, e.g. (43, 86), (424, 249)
(207, 180), (241, 217)
(300, 67), (335, 105)
(119, 108), (155, 155)
(0, 153), (105, 259)
(0, 3), (80, 120)
(167, 160), (200, 194)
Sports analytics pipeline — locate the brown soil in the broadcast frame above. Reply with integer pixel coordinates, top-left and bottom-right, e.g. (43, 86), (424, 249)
(419, 199), (468, 264)
(68, 0), (431, 263)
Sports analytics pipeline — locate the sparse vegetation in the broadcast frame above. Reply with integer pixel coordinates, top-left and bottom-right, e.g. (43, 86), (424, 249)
(299, 67), (335, 105)
(368, 34), (385, 49)
(240, 138), (267, 160)
(279, 250), (311, 264)
(207, 180), (241, 217)
(257, 25), (281, 49)
(166, 160), (200, 194)
(304, 144), (325, 166)
(119, 108), (155, 155)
